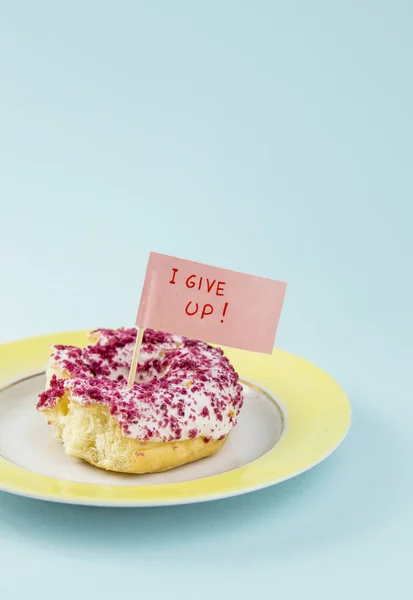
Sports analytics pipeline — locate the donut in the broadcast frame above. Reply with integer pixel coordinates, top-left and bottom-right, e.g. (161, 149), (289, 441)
(37, 328), (244, 473)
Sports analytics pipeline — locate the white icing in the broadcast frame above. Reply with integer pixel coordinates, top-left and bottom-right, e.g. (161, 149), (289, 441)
(47, 329), (242, 443)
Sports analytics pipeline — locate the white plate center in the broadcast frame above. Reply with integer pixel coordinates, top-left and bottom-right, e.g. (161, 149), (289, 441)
(0, 374), (285, 486)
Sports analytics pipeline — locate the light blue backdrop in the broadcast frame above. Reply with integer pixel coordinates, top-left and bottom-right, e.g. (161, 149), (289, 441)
(0, 2), (412, 598)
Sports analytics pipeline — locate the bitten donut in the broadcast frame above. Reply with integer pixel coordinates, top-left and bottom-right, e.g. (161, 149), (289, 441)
(37, 328), (244, 473)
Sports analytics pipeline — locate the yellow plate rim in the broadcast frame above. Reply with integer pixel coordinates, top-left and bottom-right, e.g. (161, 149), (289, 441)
(0, 330), (351, 506)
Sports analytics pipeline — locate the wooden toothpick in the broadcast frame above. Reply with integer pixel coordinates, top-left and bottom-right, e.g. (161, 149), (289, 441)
(127, 326), (145, 388)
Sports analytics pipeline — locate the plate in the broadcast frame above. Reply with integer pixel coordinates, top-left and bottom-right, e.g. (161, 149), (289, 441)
(0, 330), (351, 506)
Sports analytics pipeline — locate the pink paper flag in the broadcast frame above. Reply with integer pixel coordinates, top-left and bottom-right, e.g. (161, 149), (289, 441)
(136, 252), (287, 354)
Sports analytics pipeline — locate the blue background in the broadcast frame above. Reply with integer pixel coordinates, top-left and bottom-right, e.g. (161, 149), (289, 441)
(0, 1), (412, 598)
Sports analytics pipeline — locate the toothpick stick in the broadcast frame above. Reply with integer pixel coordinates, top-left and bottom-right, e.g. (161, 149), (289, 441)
(127, 326), (145, 388)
